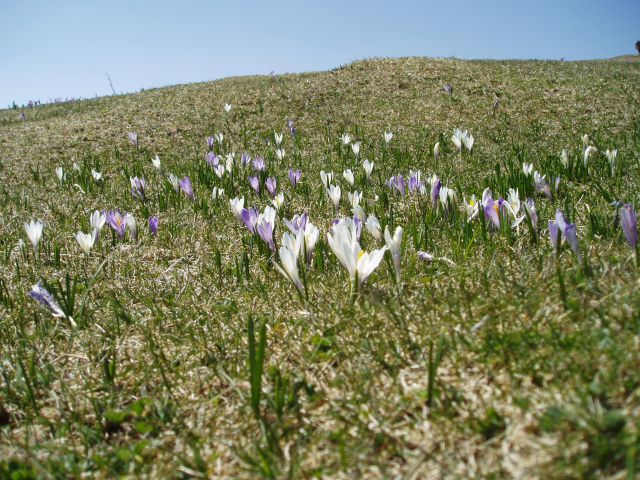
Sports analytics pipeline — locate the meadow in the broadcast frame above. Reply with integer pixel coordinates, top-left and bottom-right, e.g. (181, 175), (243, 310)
(1, 57), (639, 478)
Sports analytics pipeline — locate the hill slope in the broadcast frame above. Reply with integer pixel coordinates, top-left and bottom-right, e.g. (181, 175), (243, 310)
(1, 57), (640, 478)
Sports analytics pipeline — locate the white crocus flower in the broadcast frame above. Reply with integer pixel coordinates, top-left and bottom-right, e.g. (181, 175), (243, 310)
(506, 188), (521, 218)
(581, 134), (589, 148)
(90, 210), (106, 232)
(605, 149), (618, 176)
(75, 230), (96, 256)
(463, 195), (479, 220)
(303, 223), (320, 263)
(125, 214), (137, 240)
(363, 160), (374, 181)
(274, 131), (283, 146)
(214, 165), (225, 178)
(560, 149), (569, 168)
(91, 169), (102, 182)
(584, 145), (597, 167)
(384, 226), (403, 283)
(348, 191), (362, 208)
(384, 130), (393, 144)
(439, 186), (455, 209)
(365, 215), (383, 243)
(341, 133), (351, 145)
(230, 196), (244, 219)
(168, 173), (179, 192)
(24, 220), (44, 257)
(434, 142), (440, 160)
(274, 231), (306, 298)
(151, 155), (161, 170)
(212, 187), (224, 200)
(272, 192), (285, 210)
(351, 142), (360, 156)
(463, 132), (474, 152)
(55, 166), (65, 183)
(223, 103), (232, 113)
(522, 162), (533, 176)
(214, 132), (224, 144)
(320, 170), (334, 189)
(343, 169), (355, 187)
(451, 129), (463, 151)
(327, 184), (341, 211)
(327, 220), (387, 291)
(276, 148), (285, 161)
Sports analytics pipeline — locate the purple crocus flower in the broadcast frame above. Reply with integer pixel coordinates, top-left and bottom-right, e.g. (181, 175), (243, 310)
(353, 215), (363, 242)
(128, 132), (138, 148)
(549, 209), (580, 260)
(206, 152), (219, 167)
(253, 156), (265, 172)
(241, 153), (251, 167)
(149, 216), (159, 236)
(431, 178), (442, 206)
(130, 176), (146, 201)
(179, 176), (194, 200)
(549, 220), (560, 251)
(286, 119), (297, 136)
(284, 212), (308, 234)
(564, 223), (581, 261)
(408, 174), (423, 194)
(241, 207), (259, 233)
(288, 168), (301, 188)
(620, 204), (638, 249)
(535, 176), (552, 201)
(28, 282), (66, 318)
(107, 210), (127, 239)
(207, 136), (215, 149)
(257, 219), (276, 252)
(265, 177), (277, 197)
(484, 198), (501, 228)
(248, 176), (260, 194)
(388, 175), (405, 196)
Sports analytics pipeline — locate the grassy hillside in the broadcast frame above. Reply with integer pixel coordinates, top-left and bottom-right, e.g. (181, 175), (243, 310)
(1, 57), (640, 478)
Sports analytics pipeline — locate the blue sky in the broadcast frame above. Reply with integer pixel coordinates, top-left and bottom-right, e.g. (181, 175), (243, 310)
(1, 0), (638, 107)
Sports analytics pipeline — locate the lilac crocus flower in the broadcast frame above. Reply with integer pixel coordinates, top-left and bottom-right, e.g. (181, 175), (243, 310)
(484, 198), (501, 229)
(28, 282), (65, 318)
(179, 176), (194, 200)
(130, 176), (146, 201)
(289, 168), (301, 188)
(206, 152), (219, 167)
(549, 209), (580, 260)
(128, 132), (138, 147)
(149, 216), (159, 236)
(408, 173), (423, 194)
(241, 207), (259, 233)
(257, 219), (276, 252)
(353, 215), (363, 242)
(431, 178), (442, 206)
(620, 204), (638, 249)
(548, 220), (560, 251)
(248, 176), (260, 194)
(284, 212), (308, 234)
(253, 156), (265, 172)
(107, 210), (128, 239)
(207, 136), (215, 149)
(265, 177), (277, 197)
(564, 223), (581, 261)
(388, 175), (405, 196)
(241, 153), (251, 167)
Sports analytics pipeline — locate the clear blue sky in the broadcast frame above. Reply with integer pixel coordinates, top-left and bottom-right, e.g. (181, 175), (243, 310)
(1, 0), (638, 107)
